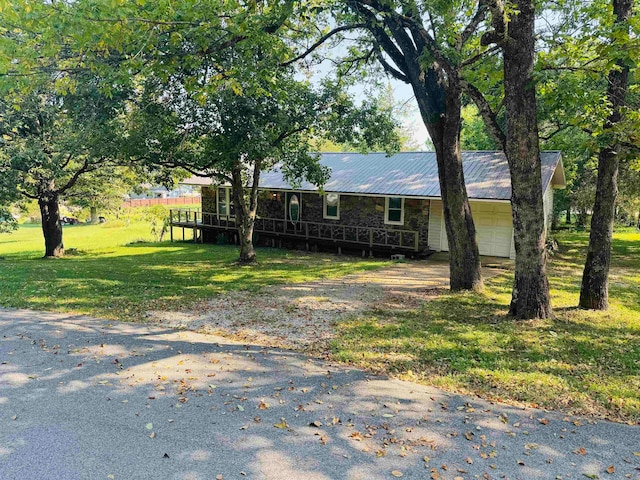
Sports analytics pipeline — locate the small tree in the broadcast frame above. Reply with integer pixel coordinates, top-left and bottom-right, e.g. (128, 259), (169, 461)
(145, 205), (170, 242)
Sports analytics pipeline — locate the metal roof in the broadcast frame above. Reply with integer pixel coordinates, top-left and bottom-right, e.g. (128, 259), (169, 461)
(183, 151), (564, 201)
(259, 151), (563, 200)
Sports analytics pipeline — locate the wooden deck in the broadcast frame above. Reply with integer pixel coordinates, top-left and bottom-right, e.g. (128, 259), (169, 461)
(169, 209), (421, 253)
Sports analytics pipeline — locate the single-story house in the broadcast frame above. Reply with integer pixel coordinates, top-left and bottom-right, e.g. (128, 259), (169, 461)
(173, 151), (566, 258)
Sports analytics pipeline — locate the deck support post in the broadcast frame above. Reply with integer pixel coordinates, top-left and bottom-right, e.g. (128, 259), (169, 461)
(338, 246), (342, 255)
(170, 225), (173, 243)
(182, 228), (185, 241)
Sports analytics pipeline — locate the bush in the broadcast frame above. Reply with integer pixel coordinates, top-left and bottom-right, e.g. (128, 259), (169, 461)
(144, 205), (170, 242)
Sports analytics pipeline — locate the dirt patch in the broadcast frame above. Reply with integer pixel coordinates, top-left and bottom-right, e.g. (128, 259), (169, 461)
(148, 260), (509, 352)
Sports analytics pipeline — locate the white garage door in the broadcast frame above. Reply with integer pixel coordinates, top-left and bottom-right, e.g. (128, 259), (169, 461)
(436, 201), (513, 258)
(472, 202), (513, 257)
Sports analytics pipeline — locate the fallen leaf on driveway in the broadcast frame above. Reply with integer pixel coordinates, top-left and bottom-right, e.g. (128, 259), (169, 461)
(274, 419), (288, 429)
(605, 465), (615, 474)
(391, 471), (403, 477)
(573, 447), (587, 456)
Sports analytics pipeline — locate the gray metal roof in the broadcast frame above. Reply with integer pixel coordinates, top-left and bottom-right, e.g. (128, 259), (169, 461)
(258, 151), (563, 200)
(182, 151), (564, 200)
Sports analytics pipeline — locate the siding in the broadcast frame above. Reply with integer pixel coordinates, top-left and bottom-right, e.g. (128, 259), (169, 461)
(428, 200), (444, 251)
(543, 185), (554, 236)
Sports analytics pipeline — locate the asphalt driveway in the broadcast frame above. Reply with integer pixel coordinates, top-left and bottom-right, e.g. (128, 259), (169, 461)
(1, 309), (638, 480)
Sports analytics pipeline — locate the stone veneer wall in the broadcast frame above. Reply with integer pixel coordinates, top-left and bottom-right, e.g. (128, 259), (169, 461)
(257, 191), (286, 219)
(293, 191), (428, 251)
(201, 187), (430, 251)
(201, 186), (217, 213)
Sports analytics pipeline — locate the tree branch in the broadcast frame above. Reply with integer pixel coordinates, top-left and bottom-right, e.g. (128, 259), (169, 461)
(58, 160), (90, 194)
(281, 24), (367, 66)
(17, 188), (39, 200)
(460, 44), (501, 67)
(458, 0), (489, 49)
(376, 50), (409, 82)
(460, 79), (506, 149)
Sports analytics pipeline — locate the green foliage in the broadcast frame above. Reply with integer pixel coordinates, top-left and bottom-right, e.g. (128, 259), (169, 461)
(537, 0), (640, 216)
(66, 167), (139, 215)
(0, 207), (17, 233)
(0, 76), (128, 205)
(460, 105), (498, 150)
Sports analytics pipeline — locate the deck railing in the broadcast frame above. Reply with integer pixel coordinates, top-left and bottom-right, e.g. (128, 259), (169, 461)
(170, 209), (419, 251)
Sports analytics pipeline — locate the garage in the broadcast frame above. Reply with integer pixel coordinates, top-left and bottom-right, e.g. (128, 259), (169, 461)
(428, 200), (514, 258)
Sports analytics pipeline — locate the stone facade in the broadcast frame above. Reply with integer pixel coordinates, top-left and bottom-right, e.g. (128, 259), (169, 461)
(202, 187), (429, 251)
(199, 187), (430, 252)
(202, 186), (216, 213)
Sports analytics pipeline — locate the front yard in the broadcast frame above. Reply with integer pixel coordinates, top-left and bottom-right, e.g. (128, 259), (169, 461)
(0, 222), (638, 423)
(333, 229), (640, 423)
(0, 222), (387, 320)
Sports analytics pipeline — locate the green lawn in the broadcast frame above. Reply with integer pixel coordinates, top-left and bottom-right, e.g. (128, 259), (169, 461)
(1, 221), (638, 422)
(332, 229), (640, 423)
(0, 221), (387, 320)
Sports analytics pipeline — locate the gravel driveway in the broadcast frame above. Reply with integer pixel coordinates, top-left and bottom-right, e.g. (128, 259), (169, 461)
(148, 260), (505, 352)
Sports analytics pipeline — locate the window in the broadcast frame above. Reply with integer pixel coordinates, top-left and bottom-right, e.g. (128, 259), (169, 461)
(323, 193), (340, 220)
(287, 192), (301, 224)
(385, 197), (404, 225)
(217, 187), (230, 216)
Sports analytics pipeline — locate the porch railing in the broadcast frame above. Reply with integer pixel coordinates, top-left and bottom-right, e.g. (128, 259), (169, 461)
(170, 209), (419, 251)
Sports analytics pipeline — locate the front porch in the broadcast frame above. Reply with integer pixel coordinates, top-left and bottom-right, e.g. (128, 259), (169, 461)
(169, 209), (423, 256)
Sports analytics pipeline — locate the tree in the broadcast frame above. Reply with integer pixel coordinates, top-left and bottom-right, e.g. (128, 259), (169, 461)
(460, 105), (499, 151)
(501, 0), (551, 318)
(579, 0), (636, 309)
(128, 73), (399, 263)
(0, 164), (19, 233)
(0, 79), (126, 257)
(309, 0), (501, 291)
(67, 167), (139, 223)
(535, 0), (639, 308)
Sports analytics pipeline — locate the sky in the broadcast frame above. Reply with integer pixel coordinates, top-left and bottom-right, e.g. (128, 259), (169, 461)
(302, 40), (432, 150)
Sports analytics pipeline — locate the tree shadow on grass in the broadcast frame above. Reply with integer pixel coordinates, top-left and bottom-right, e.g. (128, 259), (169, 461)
(0, 242), (386, 321)
(334, 289), (640, 422)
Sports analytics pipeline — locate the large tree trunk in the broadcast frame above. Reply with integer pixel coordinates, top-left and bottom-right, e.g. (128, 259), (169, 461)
(579, 0), (633, 310)
(503, 0), (551, 319)
(39, 193), (64, 258)
(230, 161), (261, 265)
(90, 206), (99, 224)
(420, 74), (482, 291)
(348, 2), (482, 291)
